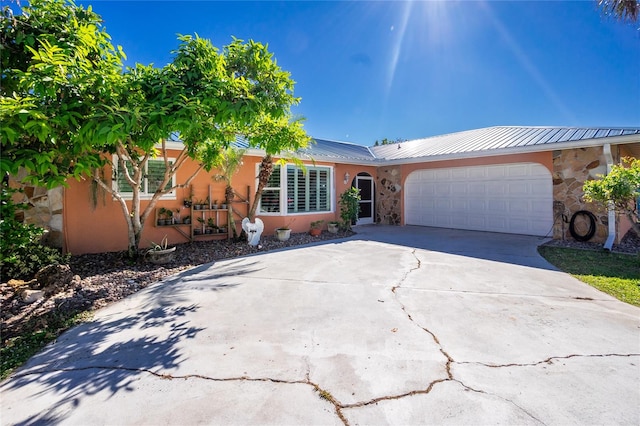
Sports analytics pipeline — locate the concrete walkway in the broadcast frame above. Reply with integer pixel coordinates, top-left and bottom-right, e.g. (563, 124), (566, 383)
(2, 226), (639, 425)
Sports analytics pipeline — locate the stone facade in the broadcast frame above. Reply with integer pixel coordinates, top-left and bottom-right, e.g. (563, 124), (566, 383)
(375, 166), (402, 225)
(9, 172), (64, 248)
(552, 147), (611, 243)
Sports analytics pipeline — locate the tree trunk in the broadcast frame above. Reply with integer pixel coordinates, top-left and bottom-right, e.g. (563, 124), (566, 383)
(225, 185), (239, 239)
(248, 154), (273, 220)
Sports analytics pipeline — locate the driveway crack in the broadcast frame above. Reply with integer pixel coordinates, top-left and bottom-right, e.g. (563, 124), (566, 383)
(12, 366), (351, 425)
(451, 379), (547, 425)
(458, 352), (640, 368)
(391, 249), (453, 379)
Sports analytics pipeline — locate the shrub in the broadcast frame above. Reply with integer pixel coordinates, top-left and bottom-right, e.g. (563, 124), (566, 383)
(0, 185), (69, 281)
(339, 187), (361, 231)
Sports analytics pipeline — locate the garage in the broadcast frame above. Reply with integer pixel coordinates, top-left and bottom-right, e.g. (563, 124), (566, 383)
(404, 162), (553, 236)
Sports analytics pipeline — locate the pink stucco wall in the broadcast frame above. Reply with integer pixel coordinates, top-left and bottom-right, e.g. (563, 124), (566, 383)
(63, 151), (377, 254)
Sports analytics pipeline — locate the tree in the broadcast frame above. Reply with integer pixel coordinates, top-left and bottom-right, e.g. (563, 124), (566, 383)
(583, 157), (640, 237)
(1, 0), (309, 256)
(1, 0), (125, 187)
(373, 138), (406, 146)
(212, 146), (246, 239)
(597, 0), (640, 23)
(246, 115), (310, 221)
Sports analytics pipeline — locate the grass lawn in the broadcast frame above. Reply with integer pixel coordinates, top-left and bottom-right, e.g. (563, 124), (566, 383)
(538, 246), (640, 307)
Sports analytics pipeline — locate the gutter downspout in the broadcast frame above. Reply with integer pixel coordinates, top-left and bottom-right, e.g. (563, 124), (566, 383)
(602, 143), (616, 251)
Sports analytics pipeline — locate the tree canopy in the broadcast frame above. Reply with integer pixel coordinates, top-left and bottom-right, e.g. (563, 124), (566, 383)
(1, 0), (309, 254)
(1, 0), (125, 187)
(583, 157), (640, 237)
(597, 0), (640, 23)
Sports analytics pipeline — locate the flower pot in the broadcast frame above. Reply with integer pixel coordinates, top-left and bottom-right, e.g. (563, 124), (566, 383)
(145, 246), (176, 264)
(309, 228), (322, 237)
(275, 228), (291, 242)
(328, 223), (339, 234)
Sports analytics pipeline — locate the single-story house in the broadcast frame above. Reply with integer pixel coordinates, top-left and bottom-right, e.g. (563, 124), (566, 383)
(17, 126), (640, 254)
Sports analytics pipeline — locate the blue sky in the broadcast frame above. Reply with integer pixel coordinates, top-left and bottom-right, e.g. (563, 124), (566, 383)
(84, 1), (639, 146)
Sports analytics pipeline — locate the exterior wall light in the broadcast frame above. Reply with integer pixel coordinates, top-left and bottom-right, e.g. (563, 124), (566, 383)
(343, 172), (350, 184)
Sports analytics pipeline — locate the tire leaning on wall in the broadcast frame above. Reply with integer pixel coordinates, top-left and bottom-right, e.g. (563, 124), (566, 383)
(569, 210), (597, 242)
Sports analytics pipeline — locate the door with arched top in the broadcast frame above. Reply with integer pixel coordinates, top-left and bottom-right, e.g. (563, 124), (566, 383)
(355, 173), (374, 225)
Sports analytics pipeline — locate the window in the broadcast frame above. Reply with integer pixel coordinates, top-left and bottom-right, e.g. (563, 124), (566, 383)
(260, 166), (281, 213)
(114, 158), (176, 199)
(258, 164), (332, 214)
(287, 165), (330, 213)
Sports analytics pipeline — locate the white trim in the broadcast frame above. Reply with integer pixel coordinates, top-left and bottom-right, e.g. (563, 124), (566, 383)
(158, 133), (640, 167)
(112, 156), (177, 200)
(355, 175), (374, 225)
(256, 163), (335, 216)
(603, 143), (616, 251)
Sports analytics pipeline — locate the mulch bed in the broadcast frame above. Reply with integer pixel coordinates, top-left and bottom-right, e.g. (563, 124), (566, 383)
(541, 229), (639, 255)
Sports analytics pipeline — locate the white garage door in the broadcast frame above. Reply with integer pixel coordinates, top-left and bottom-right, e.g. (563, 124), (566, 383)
(405, 163), (552, 236)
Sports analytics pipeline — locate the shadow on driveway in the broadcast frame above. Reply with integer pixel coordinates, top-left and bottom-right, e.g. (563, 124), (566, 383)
(267, 225), (557, 270)
(1, 260), (262, 425)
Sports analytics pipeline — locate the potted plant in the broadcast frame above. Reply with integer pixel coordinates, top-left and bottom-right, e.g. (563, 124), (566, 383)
(157, 207), (166, 226)
(309, 220), (324, 237)
(183, 215), (191, 225)
(196, 217), (205, 234)
(339, 187), (361, 231)
(145, 235), (176, 264)
(275, 218), (295, 241)
(207, 217), (218, 233)
(183, 187), (194, 207)
(157, 207), (173, 226)
(328, 221), (340, 234)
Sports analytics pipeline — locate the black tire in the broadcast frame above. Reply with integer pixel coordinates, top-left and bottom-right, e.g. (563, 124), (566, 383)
(569, 210), (597, 242)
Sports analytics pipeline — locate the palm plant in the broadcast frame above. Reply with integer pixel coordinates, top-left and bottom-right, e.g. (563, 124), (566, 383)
(212, 146), (246, 238)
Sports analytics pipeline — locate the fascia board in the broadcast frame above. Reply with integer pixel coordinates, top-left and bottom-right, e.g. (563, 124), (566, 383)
(380, 134), (640, 166)
(160, 133), (639, 166)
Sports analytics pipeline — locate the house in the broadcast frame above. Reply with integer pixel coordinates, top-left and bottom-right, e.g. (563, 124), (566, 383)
(18, 126), (640, 254)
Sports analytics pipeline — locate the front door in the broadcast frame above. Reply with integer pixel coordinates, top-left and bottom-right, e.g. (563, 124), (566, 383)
(356, 175), (374, 225)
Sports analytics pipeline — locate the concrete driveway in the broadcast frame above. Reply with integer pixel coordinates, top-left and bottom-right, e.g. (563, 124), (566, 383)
(2, 226), (639, 425)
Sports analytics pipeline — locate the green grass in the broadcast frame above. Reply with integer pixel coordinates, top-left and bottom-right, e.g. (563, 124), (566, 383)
(1, 310), (93, 380)
(538, 246), (640, 307)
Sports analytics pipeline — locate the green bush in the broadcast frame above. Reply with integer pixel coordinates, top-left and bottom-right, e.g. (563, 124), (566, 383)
(0, 185), (69, 281)
(339, 186), (361, 231)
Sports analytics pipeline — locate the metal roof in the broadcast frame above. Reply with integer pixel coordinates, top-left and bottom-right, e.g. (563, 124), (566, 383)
(369, 126), (640, 162)
(185, 126), (639, 164)
(296, 138), (377, 162)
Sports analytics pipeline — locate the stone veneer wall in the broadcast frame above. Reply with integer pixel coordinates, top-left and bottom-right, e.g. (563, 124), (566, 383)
(9, 173), (64, 248)
(376, 166), (402, 225)
(552, 146), (612, 243)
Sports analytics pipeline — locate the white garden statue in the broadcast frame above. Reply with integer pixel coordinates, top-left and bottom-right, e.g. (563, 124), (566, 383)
(242, 217), (264, 246)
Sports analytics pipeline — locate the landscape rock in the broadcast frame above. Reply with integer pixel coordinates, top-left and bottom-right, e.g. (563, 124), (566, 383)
(20, 289), (45, 304)
(34, 264), (73, 295)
